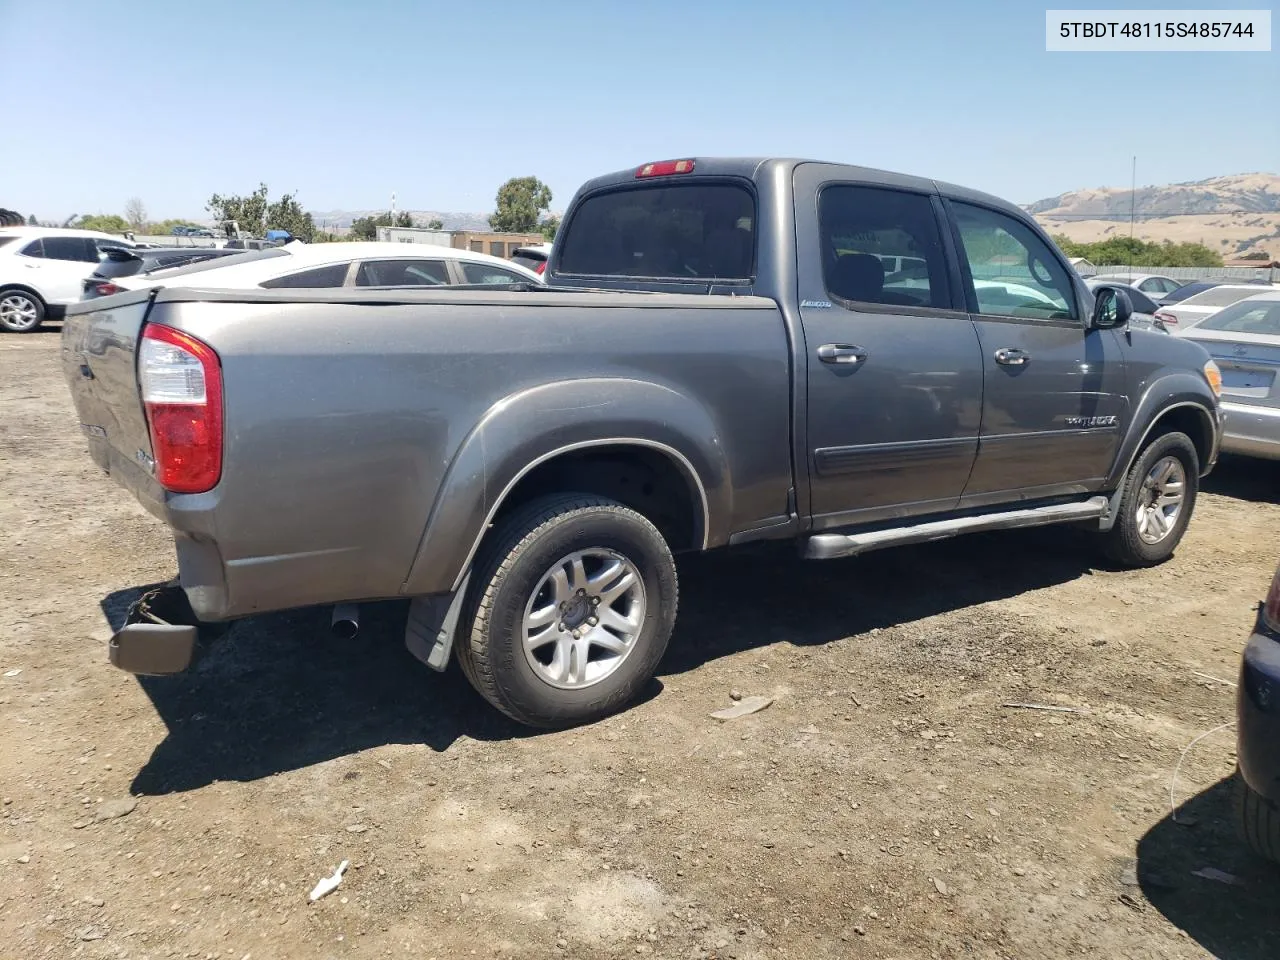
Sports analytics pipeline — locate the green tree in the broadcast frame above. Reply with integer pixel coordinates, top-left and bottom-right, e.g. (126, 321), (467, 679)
(265, 192), (316, 241)
(427, 217), (444, 231)
(1046, 235), (1222, 268)
(349, 211), (413, 241)
(207, 183), (270, 236)
(489, 176), (552, 233)
(540, 215), (560, 242)
(1239, 250), (1271, 261)
(147, 218), (205, 236)
(26, 214), (37, 226)
(76, 214), (131, 234)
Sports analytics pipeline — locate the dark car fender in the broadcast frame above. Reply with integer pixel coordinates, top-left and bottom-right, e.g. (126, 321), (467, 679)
(1097, 370), (1221, 530)
(399, 376), (730, 599)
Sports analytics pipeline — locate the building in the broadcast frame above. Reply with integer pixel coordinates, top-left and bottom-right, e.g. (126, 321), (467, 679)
(375, 226), (544, 259)
(1068, 256), (1096, 276)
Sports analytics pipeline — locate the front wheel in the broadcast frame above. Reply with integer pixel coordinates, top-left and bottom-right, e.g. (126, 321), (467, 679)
(1101, 430), (1199, 567)
(456, 494), (679, 728)
(0, 289), (45, 333)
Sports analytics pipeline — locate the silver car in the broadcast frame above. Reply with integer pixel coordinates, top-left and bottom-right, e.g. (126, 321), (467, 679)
(1182, 291), (1280, 459)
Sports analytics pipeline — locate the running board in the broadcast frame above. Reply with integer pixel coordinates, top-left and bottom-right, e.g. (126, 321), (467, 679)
(803, 496), (1110, 560)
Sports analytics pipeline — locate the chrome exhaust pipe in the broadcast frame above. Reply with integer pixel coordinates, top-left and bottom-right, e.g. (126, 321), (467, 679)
(331, 603), (360, 640)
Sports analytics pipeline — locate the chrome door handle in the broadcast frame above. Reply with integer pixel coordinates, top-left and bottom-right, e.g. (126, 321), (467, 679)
(994, 347), (1029, 366)
(817, 343), (868, 365)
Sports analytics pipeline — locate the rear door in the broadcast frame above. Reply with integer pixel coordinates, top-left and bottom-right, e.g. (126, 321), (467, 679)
(947, 200), (1127, 502)
(18, 236), (100, 304)
(793, 166), (983, 528)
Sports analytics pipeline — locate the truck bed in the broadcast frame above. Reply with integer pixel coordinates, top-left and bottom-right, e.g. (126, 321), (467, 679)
(62, 285), (793, 620)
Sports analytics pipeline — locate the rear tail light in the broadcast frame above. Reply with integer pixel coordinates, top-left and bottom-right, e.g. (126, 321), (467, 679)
(93, 282), (124, 297)
(139, 324), (223, 493)
(535, 262), (547, 275)
(636, 159), (695, 178)
(1154, 310), (1178, 326)
(1264, 568), (1280, 634)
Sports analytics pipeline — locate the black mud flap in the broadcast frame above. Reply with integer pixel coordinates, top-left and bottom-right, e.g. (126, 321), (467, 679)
(108, 584), (200, 676)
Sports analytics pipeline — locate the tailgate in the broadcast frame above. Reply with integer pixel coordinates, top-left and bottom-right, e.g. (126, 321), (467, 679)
(61, 290), (160, 493)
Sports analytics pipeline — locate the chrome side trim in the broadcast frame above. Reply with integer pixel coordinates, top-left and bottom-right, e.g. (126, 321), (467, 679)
(450, 438), (712, 592)
(803, 496), (1109, 560)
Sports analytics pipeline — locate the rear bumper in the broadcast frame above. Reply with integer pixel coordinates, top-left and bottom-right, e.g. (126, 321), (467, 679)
(46, 303), (66, 320)
(1238, 622), (1280, 804)
(1220, 400), (1280, 461)
(108, 584), (199, 676)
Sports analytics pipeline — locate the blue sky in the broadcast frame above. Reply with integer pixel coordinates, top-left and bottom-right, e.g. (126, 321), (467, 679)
(1, 0), (1275, 220)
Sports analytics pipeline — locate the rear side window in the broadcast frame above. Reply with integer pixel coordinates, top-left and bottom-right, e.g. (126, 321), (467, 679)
(819, 185), (950, 310)
(459, 262), (527, 285)
(355, 259), (449, 286)
(1197, 299), (1280, 335)
(19, 239), (44, 258)
(43, 237), (98, 262)
(557, 182), (755, 280)
(952, 202), (1076, 321)
(260, 263), (350, 288)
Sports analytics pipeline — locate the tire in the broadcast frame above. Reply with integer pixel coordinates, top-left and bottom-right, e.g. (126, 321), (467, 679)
(456, 494), (678, 728)
(0, 288), (46, 333)
(1236, 772), (1280, 864)
(1101, 430), (1199, 568)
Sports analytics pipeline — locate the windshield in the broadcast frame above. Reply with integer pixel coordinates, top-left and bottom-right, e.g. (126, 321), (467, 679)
(1196, 298), (1280, 335)
(144, 247), (289, 277)
(557, 181), (755, 280)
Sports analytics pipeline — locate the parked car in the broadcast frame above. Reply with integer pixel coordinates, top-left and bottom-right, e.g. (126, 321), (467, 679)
(83, 246), (248, 299)
(1236, 560), (1280, 862)
(63, 156), (1222, 728)
(103, 241), (544, 295)
(1181, 291), (1280, 460)
(0, 227), (134, 331)
(1159, 278), (1273, 307)
(1092, 272), (1183, 299)
(1154, 285), (1267, 333)
(510, 243), (552, 276)
(1085, 279), (1167, 332)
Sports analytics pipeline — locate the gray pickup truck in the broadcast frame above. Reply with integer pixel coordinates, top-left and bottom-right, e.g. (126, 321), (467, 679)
(63, 157), (1223, 727)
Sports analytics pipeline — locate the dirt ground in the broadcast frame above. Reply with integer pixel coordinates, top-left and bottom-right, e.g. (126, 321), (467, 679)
(3, 328), (1279, 960)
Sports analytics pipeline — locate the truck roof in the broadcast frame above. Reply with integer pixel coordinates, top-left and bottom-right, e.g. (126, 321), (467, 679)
(576, 157), (1028, 220)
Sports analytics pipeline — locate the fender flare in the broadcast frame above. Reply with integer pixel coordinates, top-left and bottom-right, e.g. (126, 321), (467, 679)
(400, 377), (730, 597)
(1106, 372), (1220, 490)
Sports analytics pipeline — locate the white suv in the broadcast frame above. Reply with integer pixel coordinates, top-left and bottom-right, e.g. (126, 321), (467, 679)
(0, 228), (133, 332)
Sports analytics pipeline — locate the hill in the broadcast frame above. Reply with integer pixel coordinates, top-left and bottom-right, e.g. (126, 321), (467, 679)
(1027, 173), (1280, 258)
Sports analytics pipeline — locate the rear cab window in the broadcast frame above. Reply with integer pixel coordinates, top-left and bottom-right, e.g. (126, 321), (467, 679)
(556, 182), (755, 280)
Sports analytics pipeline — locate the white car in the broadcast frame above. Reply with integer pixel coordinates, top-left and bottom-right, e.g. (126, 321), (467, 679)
(103, 241), (544, 296)
(1153, 284), (1268, 334)
(1090, 272), (1184, 299)
(0, 227), (134, 331)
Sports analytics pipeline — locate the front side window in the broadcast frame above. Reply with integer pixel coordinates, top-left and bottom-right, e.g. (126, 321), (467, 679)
(557, 182), (755, 280)
(1197, 299), (1280, 335)
(355, 259), (449, 286)
(259, 262), (350, 288)
(952, 202), (1076, 321)
(459, 262), (526, 285)
(818, 185), (950, 309)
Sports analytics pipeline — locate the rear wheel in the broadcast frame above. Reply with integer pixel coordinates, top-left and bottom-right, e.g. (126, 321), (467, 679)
(456, 494), (678, 728)
(0, 289), (45, 332)
(1236, 772), (1280, 864)
(1101, 431), (1198, 567)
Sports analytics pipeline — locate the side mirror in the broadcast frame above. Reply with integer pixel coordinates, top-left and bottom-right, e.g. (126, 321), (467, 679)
(1091, 287), (1132, 329)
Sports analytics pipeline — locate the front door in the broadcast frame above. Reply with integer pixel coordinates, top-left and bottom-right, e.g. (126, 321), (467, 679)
(793, 167), (984, 529)
(947, 200), (1128, 502)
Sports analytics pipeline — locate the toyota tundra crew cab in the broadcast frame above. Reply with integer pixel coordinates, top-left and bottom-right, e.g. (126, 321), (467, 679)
(62, 157), (1224, 727)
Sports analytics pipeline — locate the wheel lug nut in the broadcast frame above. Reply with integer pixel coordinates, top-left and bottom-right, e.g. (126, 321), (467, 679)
(588, 616), (598, 626)
(590, 597), (600, 606)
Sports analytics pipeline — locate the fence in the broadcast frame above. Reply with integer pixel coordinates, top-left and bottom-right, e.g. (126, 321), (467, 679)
(1078, 263), (1278, 283)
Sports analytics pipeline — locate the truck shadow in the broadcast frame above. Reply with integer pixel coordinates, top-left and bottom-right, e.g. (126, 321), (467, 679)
(108, 526), (1101, 795)
(1136, 776), (1280, 959)
(1202, 455), (1280, 505)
